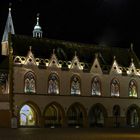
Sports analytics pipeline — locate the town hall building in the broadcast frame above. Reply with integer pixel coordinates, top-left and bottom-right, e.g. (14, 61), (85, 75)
(0, 6), (140, 128)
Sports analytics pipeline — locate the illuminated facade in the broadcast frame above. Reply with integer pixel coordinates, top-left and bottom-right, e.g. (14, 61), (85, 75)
(1, 7), (140, 128)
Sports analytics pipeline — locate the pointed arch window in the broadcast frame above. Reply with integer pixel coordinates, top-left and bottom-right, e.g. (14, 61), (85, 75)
(129, 80), (137, 97)
(24, 72), (36, 93)
(71, 75), (81, 95)
(111, 78), (120, 97)
(92, 76), (101, 96)
(48, 73), (59, 94)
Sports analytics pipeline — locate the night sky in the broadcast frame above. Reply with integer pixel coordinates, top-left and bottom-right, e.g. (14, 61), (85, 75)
(0, 0), (140, 57)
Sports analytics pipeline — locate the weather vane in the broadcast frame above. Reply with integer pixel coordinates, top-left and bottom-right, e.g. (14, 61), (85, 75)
(9, 2), (12, 11)
(37, 13), (40, 17)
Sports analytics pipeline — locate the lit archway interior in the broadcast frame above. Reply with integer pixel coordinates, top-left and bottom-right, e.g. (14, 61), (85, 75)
(20, 104), (36, 126)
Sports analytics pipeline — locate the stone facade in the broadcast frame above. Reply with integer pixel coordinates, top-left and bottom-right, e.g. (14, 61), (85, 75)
(1, 7), (140, 128)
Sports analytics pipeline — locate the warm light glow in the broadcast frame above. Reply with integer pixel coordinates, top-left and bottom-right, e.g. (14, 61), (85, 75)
(20, 105), (36, 126)
(112, 60), (122, 74)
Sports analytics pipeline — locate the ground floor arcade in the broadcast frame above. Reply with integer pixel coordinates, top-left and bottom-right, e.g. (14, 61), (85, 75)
(14, 101), (140, 128)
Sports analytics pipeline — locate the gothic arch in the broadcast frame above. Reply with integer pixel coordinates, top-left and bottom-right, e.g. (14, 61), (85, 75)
(18, 101), (41, 127)
(110, 77), (120, 97)
(128, 79), (138, 97)
(24, 71), (36, 93)
(70, 75), (81, 95)
(88, 103), (107, 127)
(43, 102), (65, 127)
(91, 76), (102, 96)
(126, 104), (140, 127)
(47, 73), (60, 94)
(67, 102), (87, 127)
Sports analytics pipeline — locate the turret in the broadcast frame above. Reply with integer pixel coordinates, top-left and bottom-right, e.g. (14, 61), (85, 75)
(33, 13), (42, 38)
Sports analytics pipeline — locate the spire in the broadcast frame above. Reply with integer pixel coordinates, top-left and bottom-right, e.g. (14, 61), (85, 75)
(33, 13), (43, 38)
(1, 3), (15, 55)
(2, 3), (15, 42)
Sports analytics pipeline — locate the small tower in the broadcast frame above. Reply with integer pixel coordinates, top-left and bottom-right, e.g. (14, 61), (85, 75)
(1, 4), (15, 55)
(33, 13), (43, 38)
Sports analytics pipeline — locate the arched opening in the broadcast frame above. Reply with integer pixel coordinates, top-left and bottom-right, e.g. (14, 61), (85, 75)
(70, 75), (81, 95)
(127, 105), (140, 128)
(91, 76), (101, 96)
(67, 103), (87, 127)
(24, 71), (36, 93)
(44, 103), (64, 128)
(110, 78), (120, 97)
(113, 105), (120, 127)
(129, 80), (137, 97)
(48, 73), (59, 94)
(19, 104), (38, 126)
(89, 104), (107, 127)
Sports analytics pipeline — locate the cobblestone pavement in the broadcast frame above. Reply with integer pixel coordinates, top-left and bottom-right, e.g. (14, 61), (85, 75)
(0, 128), (140, 140)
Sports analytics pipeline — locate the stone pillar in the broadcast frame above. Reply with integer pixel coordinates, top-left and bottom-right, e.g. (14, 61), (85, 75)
(83, 117), (88, 128)
(62, 117), (67, 128)
(119, 117), (126, 127)
(39, 116), (45, 128)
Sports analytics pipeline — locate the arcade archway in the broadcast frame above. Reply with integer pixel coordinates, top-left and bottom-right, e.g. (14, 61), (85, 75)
(44, 102), (65, 128)
(19, 104), (38, 126)
(126, 105), (140, 127)
(67, 103), (87, 127)
(89, 103), (107, 127)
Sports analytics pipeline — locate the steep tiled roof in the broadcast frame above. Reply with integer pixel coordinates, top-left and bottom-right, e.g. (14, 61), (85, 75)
(11, 35), (140, 69)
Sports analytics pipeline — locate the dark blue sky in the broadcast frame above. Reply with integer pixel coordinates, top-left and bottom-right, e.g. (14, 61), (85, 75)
(0, 0), (140, 56)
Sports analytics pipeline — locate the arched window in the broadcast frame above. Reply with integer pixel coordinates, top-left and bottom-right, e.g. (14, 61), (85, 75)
(129, 80), (137, 97)
(111, 78), (119, 97)
(48, 73), (59, 94)
(92, 76), (101, 96)
(71, 75), (81, 95)
(24, 72), (36, 93)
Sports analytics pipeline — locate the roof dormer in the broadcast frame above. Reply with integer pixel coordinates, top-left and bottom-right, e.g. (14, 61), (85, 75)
(127, 58), (137, 75)
(48, 49), (61, 68)
(69, 51), (83, 70)
(90, 53), (102, 74)
(24, 46), (36, 65)
(110, 56), (122, 75)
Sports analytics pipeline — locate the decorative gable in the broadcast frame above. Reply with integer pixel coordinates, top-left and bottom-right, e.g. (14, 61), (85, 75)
(90, 53), (102, 74)
(48, 49), (61, 68)
(110, 56), (122, 75)
(69, 51), (83, 70)
(127, 58), (137, 75)
(24, 46), (37, 65)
